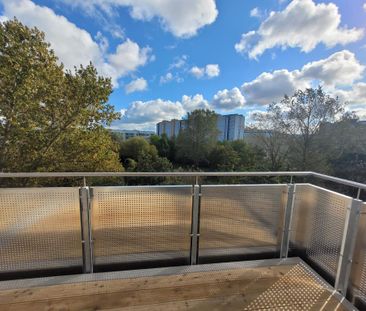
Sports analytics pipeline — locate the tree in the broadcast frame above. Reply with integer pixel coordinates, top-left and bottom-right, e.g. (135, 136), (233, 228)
(119, 136), (173, 172)
(150, 134), (172, 159)
(0, 19), (123, 172)
(317, 113), (366, 181)
(250, 106), (289, 170)
(119, 136), (158, 163)
(230, 140), (265, 170)
(176, 109), (219, 166)
(208, 143), (240, 171)
(265, 87), (343, 170)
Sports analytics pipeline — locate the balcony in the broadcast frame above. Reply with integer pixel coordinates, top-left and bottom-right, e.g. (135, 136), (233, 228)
(0, 171), (365, 310)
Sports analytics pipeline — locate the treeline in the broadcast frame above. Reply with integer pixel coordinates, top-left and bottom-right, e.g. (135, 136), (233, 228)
(112, 110), (266, 175)
(112, 89), (366, 186)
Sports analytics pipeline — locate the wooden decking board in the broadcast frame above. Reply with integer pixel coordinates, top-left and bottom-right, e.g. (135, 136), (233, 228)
(0, 261), (353, 311)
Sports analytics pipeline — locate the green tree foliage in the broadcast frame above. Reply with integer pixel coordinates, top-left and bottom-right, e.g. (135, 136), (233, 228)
(176, 109), (219, 166)
(150, 133), (174, 160)
(262, 87), (343, 171)
(316, 113), (366, 181)
(119, 137), (172, 172)
(208, 143), (240, 171)
(0, 19), (122, 172)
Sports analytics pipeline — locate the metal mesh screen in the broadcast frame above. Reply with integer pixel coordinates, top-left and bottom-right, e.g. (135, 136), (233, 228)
(0, 188), (82, 273)
(92, 186), (192, 265)
(290, 184), (351, 278)
(199, 184), (287, 257)
(350, 202), (366, 303)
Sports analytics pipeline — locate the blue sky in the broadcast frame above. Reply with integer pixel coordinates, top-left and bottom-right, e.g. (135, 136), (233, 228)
(1, 0), (366, 130)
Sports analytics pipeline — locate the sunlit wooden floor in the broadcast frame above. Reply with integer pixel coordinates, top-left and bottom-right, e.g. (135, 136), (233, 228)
(0, 258), (354, 311)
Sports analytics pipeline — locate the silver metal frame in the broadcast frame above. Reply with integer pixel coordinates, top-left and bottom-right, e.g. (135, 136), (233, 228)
(190, 184), (201, 265)
(1, 171), (364, 195)
(335, 198), (363, 295)
(280, 184), (296, 258)
(79, 187), (93, 273)
(1, 171), (365, 309)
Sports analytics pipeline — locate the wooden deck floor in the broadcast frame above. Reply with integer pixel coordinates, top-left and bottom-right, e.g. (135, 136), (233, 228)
(0, 259), (355, 311)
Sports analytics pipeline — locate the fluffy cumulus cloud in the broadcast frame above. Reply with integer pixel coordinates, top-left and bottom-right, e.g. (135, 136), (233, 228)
(1, 0), (152, 87)
(108, 39), (152, 79)
(235, 0), (364, 59)
(364, 3), (366, 11)
(299, 50), (365, 87)
(190, 64), (220, 79)
(181, 94), (210, 111)
(114, 94), (211, 130)
(124, 77), (148, 94)
(242, 50), (365, 105)
(114, 99), (185, 130)
(211, 88), (245, 110)
(335, 83), (366, 107)
(242, 69), (305, 106)
(60, 0), (218, 38)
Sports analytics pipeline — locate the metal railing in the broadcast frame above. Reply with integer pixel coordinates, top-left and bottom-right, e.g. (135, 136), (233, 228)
(0, 171), (365, 307)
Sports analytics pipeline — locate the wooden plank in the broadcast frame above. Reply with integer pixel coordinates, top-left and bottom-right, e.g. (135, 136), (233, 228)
(0, 263), (351, 311)
(0, 265), (292, 305)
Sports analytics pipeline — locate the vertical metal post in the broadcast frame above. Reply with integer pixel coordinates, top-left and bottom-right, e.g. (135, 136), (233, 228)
(190, 180), (201, 265)
(280, 184), (296, 258)
(335, 198), (362, 295)
(80, 187), (93, 273)
(356, 188), (361, 200)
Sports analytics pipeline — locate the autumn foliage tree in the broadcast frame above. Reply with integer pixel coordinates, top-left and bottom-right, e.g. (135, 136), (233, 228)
(0, 19), (123, 172)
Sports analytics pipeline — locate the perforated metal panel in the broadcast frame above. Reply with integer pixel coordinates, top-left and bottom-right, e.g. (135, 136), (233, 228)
(0, 188), (82, 273)
(290, 184), (351, 278)
(92, 186), (192, 265)
(350, 202), (366, 303)
(244, 263), (329, 310)
(199, 184), (287, 257)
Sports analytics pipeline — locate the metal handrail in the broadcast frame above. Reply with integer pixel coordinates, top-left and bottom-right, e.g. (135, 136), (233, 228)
(0, 171), (365, 191)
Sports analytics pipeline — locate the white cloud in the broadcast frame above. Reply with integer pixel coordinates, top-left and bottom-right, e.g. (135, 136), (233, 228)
(113, 94), (211, 130)
(0, 15), (8, 23)
(235, 0), (364, 59)
(190, 66), (205, 79)
(242, 69), (305, 106)
(125, 77), (148, 94)
(242, 50), (364, 106)
(168, 55), (188, 70)
(364, 3), (366, 12)
(60, 0), (218, 38)
(299, 50), (365, 87)
(95, 31), (109, 53)
(159, 72), (183, 84)
(206, 64), (220, 78)
(182, 94), (210, 111)
(160, 72), (174, 84)
(108, 39), (152, 79)
(250, 7), (261, 18)
(348, 106), (366, 120)
(212, 88), (245, 110)
(2, 0), (152, 87)
(190, 64), (220, 79)
(335, 83), (366, 107)
(113, 98), (185, 130)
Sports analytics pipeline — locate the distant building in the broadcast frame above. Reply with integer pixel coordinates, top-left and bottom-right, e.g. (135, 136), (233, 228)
(156, 113), (245, 141)
(111, 129), (155, 141)
(217, 114), (245, 141)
